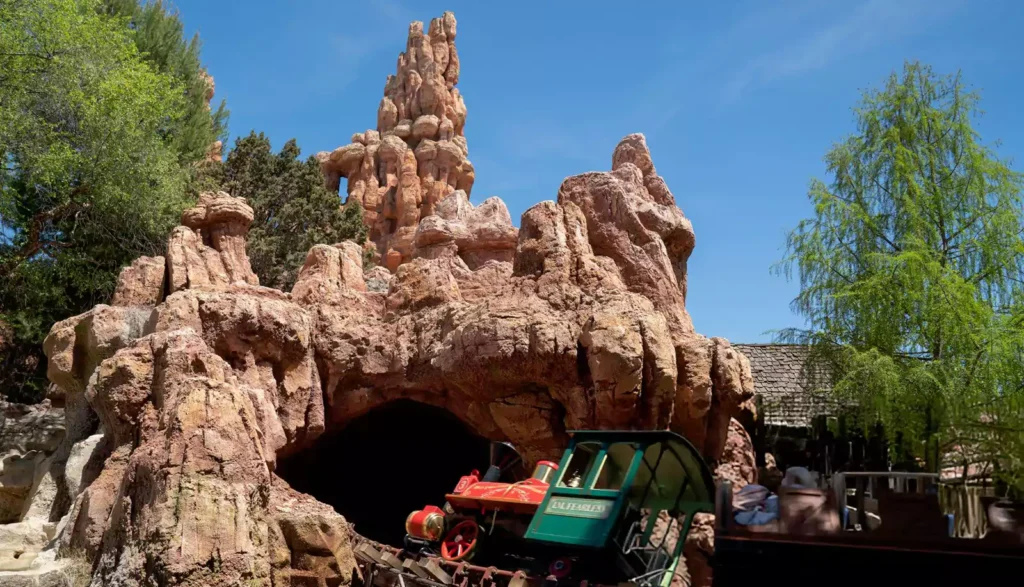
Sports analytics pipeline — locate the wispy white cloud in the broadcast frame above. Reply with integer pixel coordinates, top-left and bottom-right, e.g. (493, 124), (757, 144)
(471, 155), (541, 194)
(322, 33), (389, 96)
(326, 1), (417, 87)
(724, 0), (965, 101)
(485, 116), (611, 170)
(331, 34), (377, 66)
(327, 0), (447, 87)
(635, 0), (967, 130)
(372, 0), (416, 26)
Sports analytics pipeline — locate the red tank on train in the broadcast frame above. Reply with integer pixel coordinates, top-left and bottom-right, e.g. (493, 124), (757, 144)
(405, 441), (560, 563)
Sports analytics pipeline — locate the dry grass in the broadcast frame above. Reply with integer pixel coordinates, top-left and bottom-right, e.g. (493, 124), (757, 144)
(55, 553), (93, 587)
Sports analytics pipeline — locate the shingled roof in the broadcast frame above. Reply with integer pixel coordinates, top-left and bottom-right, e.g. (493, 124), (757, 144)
(732, 344), (839, 428)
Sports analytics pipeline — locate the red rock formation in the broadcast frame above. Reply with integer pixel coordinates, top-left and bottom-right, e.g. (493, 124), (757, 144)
(318, 12), (476, 271)
(201, 70), (223, 163)
(111, 256), (165, 307)
(715, 419), (758, 493)
(167, 190), (260, 291)
(201, 69), (216, 108)
(29, 11), (756, 587)
(205, 139), (224, 163)
(268, 476), (357, 586)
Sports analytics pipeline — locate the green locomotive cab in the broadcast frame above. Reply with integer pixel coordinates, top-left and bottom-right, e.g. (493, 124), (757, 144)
(399, 430), (715, 587)
(524, 430), (716, 587)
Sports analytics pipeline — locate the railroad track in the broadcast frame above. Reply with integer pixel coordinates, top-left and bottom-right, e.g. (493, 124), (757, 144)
(353, 538), (615, 587)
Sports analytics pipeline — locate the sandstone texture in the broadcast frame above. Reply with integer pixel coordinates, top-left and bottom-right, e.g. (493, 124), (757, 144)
(110, 256), (166, 307)
(318, 12), (476, 271)
(0, 401), (64, 525)
(169, 189), (260, 292)
(2, 11), (756, 587)
(0, 403), (61, 576)
(714, 419), (758, 494)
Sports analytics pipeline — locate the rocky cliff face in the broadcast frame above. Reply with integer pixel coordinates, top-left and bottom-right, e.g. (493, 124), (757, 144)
(1, 11), (756, 587)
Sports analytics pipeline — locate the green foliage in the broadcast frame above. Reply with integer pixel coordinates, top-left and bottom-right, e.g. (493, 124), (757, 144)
(0, 0), (223, 403)
(101, 0), (228, 162)
(776, 62), (1024, 494)
(217, 132), (367, 290)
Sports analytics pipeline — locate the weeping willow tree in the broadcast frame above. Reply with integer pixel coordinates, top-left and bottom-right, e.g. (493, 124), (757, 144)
(776, 62), (1024, 495)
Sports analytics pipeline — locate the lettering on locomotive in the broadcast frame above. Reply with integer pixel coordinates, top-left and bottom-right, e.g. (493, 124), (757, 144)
(544, 497), (612, 519)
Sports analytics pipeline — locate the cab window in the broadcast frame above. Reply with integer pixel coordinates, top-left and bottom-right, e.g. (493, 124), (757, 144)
(627, 443), (658, 507)
(592, 442), (636, 490)
(650, 447), (685, 509)
(627, 442), (686, 510)
(557, 441), (601, 488)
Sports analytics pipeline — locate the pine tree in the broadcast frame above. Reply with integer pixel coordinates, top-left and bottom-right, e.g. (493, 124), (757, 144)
(101, 0), (228, 162)
(219, 132), (367, 290)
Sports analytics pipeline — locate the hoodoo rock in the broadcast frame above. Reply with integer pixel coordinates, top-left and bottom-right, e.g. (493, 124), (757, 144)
(168, 189), (260, 291)
(4, 11), (756, 587)
(318, 12), (476, 271)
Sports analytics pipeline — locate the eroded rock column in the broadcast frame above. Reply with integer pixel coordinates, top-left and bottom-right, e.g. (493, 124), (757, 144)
(319, 12), (475, 271)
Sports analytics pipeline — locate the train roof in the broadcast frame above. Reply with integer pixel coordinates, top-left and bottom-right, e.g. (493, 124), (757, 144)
(567, 429), (716, 506)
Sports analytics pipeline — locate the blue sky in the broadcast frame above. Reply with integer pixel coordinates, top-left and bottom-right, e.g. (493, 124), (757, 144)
(173, 0), (1024, 343)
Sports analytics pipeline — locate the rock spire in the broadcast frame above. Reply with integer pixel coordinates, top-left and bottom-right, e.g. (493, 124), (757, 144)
(319, 11), (476, 271)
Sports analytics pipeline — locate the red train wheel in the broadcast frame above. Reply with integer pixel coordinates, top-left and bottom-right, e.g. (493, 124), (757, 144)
(440, 520), (479, 562)
(548, 557), (572, 579)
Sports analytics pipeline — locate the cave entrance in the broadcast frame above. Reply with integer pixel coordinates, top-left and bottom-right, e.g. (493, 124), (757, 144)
(276, 399), (492, 547)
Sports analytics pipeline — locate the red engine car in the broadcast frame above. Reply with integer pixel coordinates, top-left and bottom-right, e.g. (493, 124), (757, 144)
(404, 442), (562, 569)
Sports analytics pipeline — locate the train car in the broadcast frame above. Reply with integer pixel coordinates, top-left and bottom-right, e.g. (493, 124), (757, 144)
(401, 430), (716, 587)
(711, 476), (1024, 585)
(356, 432), (1023, 587)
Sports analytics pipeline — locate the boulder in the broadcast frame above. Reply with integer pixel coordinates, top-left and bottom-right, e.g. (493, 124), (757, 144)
(0, 402), (64, 524)
(268, 477), (356, 586)
(169, 191), (259, 293)
(111, 256), (166, 307)
(0, 519), (55, 572)
(715, 419), (758, 491)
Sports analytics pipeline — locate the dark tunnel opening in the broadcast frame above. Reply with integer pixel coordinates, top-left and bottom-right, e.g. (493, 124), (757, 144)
(276, 399), (492, 547)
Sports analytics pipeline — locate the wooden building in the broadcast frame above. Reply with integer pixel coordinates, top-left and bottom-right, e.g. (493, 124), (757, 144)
(733, 344), (888, 476)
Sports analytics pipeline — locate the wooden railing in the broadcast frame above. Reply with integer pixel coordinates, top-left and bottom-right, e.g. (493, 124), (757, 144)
(832, 472), (940, 531)
(938, 483), (991, 538)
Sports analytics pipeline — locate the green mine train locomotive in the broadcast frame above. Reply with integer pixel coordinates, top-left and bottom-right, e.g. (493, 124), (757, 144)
(403, 430), (715, 587)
